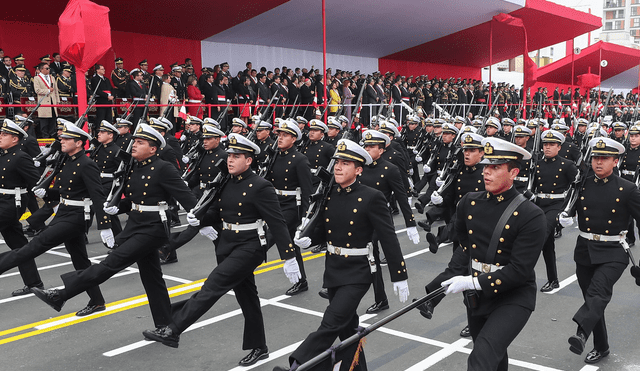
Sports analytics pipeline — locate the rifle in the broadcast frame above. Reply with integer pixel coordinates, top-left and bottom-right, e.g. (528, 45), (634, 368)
(189, 159), (230, 219)
(24, 91), (52, 123)
(287, 94), (300, 119)
(33, 84), (101, 190)
(216, 99), (232, 124)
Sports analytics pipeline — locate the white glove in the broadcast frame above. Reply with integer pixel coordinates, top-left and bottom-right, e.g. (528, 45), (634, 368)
(33, 188), (46, 199)
(180, 134), (187, 142)
(300, 217), (310, 229)
(409, 169), (414, 176)
(413, 149), (419, 155)
(40, 146), (51, 156)
(187, 212), (200, 226)
(294, 231), (312, 249)
(407, 196), (413, 206)
(34, 160), (41, 167)
(406, 226), (420, 244)
(103, 202), (119, 215)
(393, 280), (410, 303)
(423, 164), (431, 173)
(437, 170), (442, 176)
(435, 177), (444, 187)
(441, 275), (479, 295)
(430, 191), (443, 205)
(415, 155), (423, 163)
(100, 229), (115, 248)
(283, 258), (302, 284)
(199, 226), (218, 241)
(184, 180), (189, 186)
(558, 211), (574, 227)
(182, 155), (189, 164)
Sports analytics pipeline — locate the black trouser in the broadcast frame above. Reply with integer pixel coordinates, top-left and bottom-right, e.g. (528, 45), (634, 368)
(627, 216), (638, 244)
(26, 202), (55, 230)
(0, 201), (42, 287)
(573, 260), (627, 352)
(131, 106), (144, 129)
(0, 217), (104, 306)
(539, 202), (562, 282)
(60, 233), (169, 326)
(467, 304), (532, 371)
(170, 245), (266, 350)
(290, 283), (370, 371)
(96, 106), (113, 125)
(39, 117), (57, 138)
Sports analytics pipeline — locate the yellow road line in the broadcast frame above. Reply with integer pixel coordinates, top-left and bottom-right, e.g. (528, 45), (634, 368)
(0, 251), (325, 345)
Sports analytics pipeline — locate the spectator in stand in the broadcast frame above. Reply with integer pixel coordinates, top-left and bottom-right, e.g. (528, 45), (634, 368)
(187, 75), (204, 119)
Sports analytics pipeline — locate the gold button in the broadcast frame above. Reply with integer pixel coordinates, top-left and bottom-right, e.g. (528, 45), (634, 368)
(497, 250), (502, 254)
(468, 229), (473, 234)
(468, 215), (472, 220)
(353, 209), (357, 213)
(513, 211), (518, 216)
(472, 244), (476, 248)
(471, 201), (476, 205)
(495, 279), (502, 285)
(585, 217), (589, 221)
(505, 224), (510, 229)
(326, 218), (329, 222)
(612, 209), (616, 213)
(499, 237), (504, 242)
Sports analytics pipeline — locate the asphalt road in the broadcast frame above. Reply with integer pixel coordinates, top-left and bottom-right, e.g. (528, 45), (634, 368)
(0, 207), (639, 371)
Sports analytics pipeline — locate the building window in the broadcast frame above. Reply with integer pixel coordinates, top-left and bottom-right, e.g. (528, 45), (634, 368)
(605, 22), (613, 30)
(606, 9), (625, 18)
(633, 18), (640, 27)
(615, 20), (625, 29)
(605, 0), (625, 7)
(633, 6), (639, 15)
(550, 47), (554, 57)
(632, 0), (640, 4)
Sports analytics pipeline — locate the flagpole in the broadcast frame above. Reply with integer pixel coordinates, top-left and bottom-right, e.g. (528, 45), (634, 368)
(571, 38), (575, 108)
(489, 19), (493, 109)
(322, 0), (327, 124)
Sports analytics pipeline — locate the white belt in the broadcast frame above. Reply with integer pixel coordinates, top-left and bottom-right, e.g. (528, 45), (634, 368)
(0, 187), (27, 195)
(222, 220), (266, 246)
(60, 197), (92, 220)
(188, 99), (201, 103)
(407, 146), (417, 150)
(275, 187), (302, 206)
(311, 168), (319, 175)
(1, 187), (27, 209)
(131, 202), (169, 213)
(579, 230), (626, 243)
(100, 173), (114, 178)
(327, 242), (376, 273)
(514, 176), (529, 182)
(133, 98), (145, 101)
(199, 182), (207, 189)
(622, 170), (636, 176)
(535, 192), (565, 200)
(471, 260), (504, 273)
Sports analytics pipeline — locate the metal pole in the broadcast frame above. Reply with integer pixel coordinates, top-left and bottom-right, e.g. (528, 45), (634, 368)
(571, 38), (575, 108)
(489, 19), (493, 109)
(322, 0), (328, 124)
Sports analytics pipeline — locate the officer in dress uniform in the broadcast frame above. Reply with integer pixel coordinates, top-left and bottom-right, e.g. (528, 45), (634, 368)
(142, 133), (300, 367)
(56, 64), (76, 122)
(160, 124), (227, 264)
(532, 130), (578, 292)
(139, 60), (151, 88)
(551, 123), (581, 163)
(558, 137), (640, 364)
(378, 120), (412, 213)
(323, 116), (341, 147)
(421, 137), (546, 371)
(300, 119), (334, 187)
(618, 124), (640, 246)
(32, 124), (198, 331)
(359, 130), (419, 314)
(90, 121), (123, 236)
(3, 122), (114, 316)
(9, 67), (34, 115)
(403, 114), (426, 185)
(266, 121), (313, 295)
(111, 57), (128, 98)
(0, 119), (45, 296)
(609, 122), (626, 144)
(273, 139), (410, 371)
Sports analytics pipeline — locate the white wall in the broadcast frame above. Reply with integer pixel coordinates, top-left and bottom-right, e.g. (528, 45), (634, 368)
(201, 41), (379, 75)
(481, 68), (524, 86)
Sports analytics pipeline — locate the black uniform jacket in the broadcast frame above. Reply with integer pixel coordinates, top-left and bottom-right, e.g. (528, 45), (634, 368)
(427, 187), (546, 316)
(0, 144), (39, 213)
(267, 148), (313, 212)
(117, 155), (196, 239)
(575, 174), (640, 265)
(203, 168), (296, 259)
(309, 181), (408, 287)
(359, 158), (416, 228)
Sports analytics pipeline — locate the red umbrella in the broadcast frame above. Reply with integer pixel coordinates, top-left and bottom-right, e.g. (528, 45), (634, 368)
(58, 0), (112, 121)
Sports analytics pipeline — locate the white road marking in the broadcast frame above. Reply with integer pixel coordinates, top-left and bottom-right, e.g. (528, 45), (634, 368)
(404, 338), (472, 370)
(226, 341), (304, 371)
(543, 274), (578, 295)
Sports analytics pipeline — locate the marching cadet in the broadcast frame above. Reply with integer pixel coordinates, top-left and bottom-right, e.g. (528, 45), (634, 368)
(421, 137), (546, 371)
(149, 118), (182, 227)
(325, 117), (342, 147)
(142, 133), (300, 367)
(360, 130), (419, 314)
(267, 121), (313, 295)
(115, 118), (133, 151)
(512, 125), (533, 193)
(253, 118), (274, 168)
(2, 122), (114, 316)
(403, 114), (426, 185)
(274, 139), (409, 371)
(90, 120), (123, 236)
(573, 118), (589, 146)
(0, 119), (45, 296)
(551, 123), (581, 163)
(484, 117), (501, 137)
(558, 137), (640, 364)
(230, 117), (248, 135)
(609, 122), (626, 144)
(295, 116), (310, 150)
(111, 57), (128, 98)
(378, 120), (412, 213)
(32, 124), (198, 331)
(160, 123), (227, 264)
(182, 117), (203, 155)
(415, 123), (457, 214)
(500, 118), (515, 140)
(425, 132), (485, 254)
(618, 124), (640, 246)
(532, 130), (578, 292)
(300, 119), (334, 186)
